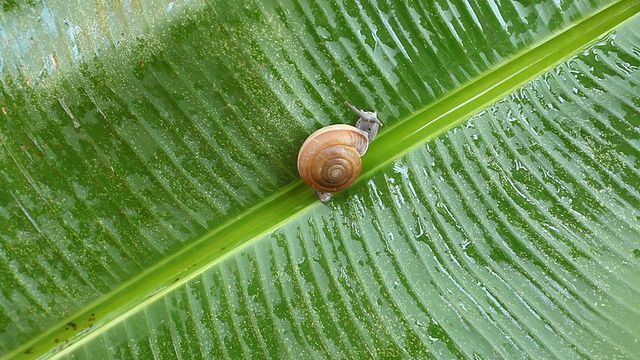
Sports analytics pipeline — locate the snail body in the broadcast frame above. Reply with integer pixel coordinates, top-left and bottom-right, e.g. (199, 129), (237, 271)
(298, 102), (382, 202)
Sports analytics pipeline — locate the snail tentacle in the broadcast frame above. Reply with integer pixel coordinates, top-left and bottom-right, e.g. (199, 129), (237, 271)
(344, 101), (382, 142)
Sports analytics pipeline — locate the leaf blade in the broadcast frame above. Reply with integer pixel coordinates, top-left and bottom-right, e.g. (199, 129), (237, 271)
(1, 0), (639, 358)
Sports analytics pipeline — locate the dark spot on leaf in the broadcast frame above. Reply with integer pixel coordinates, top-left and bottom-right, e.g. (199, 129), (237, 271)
(25, 348), (33, 354)
(67, 322), (77, 331)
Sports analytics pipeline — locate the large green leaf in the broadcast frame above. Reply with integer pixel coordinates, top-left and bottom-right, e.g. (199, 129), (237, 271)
(1, 0), (639, 358)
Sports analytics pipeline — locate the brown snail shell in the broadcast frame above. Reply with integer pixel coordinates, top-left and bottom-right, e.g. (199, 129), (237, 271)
(297, 124), (369, 195)
(298, 102), (382, 202)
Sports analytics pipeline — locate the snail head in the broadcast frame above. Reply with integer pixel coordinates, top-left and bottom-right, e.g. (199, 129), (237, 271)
(344, 101), (383, 142)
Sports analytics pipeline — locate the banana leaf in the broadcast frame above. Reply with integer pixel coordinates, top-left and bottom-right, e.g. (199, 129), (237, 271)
(0, 0), (639, 358)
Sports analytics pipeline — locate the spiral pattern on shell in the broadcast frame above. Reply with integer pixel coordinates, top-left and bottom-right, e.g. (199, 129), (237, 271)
(297, 124), (369, 193)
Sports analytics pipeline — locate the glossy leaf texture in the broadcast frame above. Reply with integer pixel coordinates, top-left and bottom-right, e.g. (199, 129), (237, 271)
(0, 0), (638, 358)
(60, 19), (640, 359)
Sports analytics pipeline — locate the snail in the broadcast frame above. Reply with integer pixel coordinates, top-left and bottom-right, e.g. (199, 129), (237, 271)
(298, 101), (382, 202)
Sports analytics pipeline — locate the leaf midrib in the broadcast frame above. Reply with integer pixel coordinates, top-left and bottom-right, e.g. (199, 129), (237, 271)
(12, 1), (640, 358)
